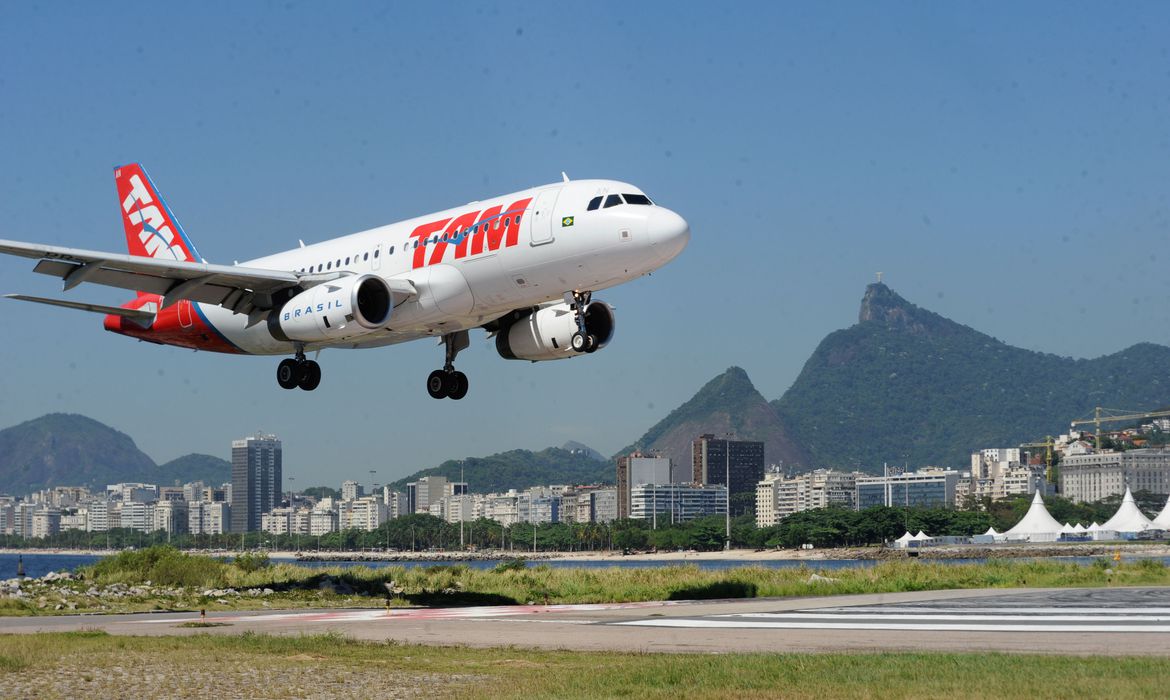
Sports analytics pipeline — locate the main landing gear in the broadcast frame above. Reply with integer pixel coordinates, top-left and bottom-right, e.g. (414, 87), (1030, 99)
(566, 290), (598, 354)
(277, 346), (321, 391)
(427, 330), (469, 400)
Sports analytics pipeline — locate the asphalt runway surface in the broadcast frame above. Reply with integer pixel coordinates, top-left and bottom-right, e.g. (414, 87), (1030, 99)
(4, 587), (1169, 654)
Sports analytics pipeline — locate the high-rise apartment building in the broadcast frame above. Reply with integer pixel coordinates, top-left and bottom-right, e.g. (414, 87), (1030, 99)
(230, 433), (282, 533)
(189, 501), (231, 535)
(616, 453), (674, 519)
(629, 483), (727, 523)
(341, 480), (364, 500)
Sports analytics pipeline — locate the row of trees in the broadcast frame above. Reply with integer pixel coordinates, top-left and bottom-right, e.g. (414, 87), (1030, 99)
(4, 490), (1165, 553)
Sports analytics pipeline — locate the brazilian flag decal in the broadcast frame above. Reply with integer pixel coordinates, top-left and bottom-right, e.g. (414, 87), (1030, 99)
(562, 216), (574, 227)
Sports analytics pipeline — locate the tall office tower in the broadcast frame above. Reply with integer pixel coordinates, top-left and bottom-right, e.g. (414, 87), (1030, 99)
(230, 433), (282, 533)
(691, 434), (765, 502)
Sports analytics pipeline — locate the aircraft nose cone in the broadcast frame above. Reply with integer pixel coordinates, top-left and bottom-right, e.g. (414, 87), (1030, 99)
(648, 206), (690, 261)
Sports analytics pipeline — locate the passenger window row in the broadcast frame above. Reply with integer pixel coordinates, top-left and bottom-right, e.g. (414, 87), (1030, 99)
(586, 193), (654, 211)
(295, 212), (524, 274)
(298, 245), (396, 274)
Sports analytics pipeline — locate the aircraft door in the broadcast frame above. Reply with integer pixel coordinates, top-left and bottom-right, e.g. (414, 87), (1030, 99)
(528, 188), (560, 246)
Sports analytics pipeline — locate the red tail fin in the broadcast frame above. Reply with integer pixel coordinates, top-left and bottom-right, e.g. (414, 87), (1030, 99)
(114, 164), (202, 263)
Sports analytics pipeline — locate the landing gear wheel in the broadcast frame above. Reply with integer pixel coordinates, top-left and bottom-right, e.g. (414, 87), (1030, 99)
(427, 331), (471, 400)
(298, 361), (321, 391)
(277, 359), (300, 390)
(427, 369), (448, 399)
(584, 334), (598, 353)
(571, 332), (588, 353)
(447, 371), (469, 400)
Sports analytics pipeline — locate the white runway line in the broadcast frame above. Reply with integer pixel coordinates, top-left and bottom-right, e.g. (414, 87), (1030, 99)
(719, 612), (1170, 623)
(811, 607), (1170, 615)
(615, 619), (1170, 633)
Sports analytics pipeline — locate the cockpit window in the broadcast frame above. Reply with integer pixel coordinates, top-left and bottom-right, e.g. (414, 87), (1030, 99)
(587, 196), (602, 211)
(623, 193), (652, 205)
(603, 194), (623, 208)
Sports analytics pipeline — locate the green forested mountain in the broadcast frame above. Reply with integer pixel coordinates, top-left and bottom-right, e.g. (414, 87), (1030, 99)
(772, 283), (1170, 471)
(618, 366), (811, 469)
(0, 414), (157, 494)
(0, 414), (230, 495)
(155, 454), (231, 486)
(390, 447), (612, 493)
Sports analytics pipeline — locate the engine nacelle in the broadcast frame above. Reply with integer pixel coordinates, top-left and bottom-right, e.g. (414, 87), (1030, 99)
(269, 274), (393, 343)
(497, 300), (615, 361)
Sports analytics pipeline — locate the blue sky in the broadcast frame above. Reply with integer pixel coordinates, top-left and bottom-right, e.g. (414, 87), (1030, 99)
(2, 2), (1169, 486)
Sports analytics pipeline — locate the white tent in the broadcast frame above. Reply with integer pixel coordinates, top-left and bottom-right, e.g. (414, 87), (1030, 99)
(1002, 491), (1065, 542)
(1099, 487), (1156, 534)
(1072, 523), (1086, 533)
(1060, 522), (1075, 534)
(972, 526), (999, 544)
(913, 531), (932, 541)
(1087, 522), (1100, 532)
(1154, 496), (1170, 529)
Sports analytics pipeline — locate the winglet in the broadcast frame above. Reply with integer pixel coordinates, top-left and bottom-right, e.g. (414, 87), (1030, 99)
(562, 171), (570, 183)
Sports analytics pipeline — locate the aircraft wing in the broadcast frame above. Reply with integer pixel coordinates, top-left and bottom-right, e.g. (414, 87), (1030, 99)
(0, 238), (300, 315)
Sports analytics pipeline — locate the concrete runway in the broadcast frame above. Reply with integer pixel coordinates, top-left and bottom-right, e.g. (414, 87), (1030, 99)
(4, 587), (1169, 655)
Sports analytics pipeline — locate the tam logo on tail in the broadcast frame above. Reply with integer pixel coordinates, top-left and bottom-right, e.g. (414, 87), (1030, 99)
(114, 164), (201, 263)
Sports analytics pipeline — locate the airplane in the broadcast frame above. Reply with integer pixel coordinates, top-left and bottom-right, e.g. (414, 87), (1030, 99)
(0, 164), (689, 399)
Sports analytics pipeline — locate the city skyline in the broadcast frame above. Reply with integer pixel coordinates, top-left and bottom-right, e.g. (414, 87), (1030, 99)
(3, 4), (1170, 485)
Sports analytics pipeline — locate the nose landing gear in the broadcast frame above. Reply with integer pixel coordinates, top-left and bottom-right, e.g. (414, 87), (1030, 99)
(427, 330), (469, 400)
(277, 346), (322, 391)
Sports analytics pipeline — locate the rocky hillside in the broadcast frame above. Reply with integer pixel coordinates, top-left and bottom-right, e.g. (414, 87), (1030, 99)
(618, 367), (811, 470)
(772, 283), (1170, 470)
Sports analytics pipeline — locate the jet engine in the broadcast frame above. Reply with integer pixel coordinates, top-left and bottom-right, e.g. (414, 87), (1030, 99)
(269, 274), (393, 343)
(496, 300), (615, 361)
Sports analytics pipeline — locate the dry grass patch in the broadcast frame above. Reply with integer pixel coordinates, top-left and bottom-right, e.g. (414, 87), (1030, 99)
(1, 632), (1169, 699)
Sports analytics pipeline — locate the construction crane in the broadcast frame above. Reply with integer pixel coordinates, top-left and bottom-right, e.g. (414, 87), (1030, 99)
(1019, 436), (1057, 483)
(1069, 407), (1170, 447)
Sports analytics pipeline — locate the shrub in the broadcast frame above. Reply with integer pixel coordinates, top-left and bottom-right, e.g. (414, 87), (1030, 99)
(88, 546), (228, 588)
(492, 558), (527, 573)
(233, 552), (271, 573)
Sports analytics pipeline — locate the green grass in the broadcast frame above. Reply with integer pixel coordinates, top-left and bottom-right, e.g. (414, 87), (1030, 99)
(0, 631), (1167, 699)
(3, 547), (1165, 616)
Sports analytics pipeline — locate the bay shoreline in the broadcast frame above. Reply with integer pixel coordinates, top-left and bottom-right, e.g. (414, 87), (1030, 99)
(4, 541), (1169, 564)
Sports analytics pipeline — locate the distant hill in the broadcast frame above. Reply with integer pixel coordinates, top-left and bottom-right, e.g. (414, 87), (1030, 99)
(618, 367), (811, 470)
(0, 414), (230, 495)
(390, 447), (612, 494)
(0, 414), (157, 494)
(155, 454), (231, 486)
(772, 283), (1170, 470)
(560, 441), (606, 462)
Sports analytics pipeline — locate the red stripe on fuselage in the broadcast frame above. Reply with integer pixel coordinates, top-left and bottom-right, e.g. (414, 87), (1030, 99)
(103, 295), (242, 354)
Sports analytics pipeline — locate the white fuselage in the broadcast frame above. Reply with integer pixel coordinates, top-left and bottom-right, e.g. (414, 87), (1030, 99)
(201, 179), (689, 355)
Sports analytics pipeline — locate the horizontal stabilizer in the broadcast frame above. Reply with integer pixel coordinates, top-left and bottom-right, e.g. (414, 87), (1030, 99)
(3, 294), (156, 322)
